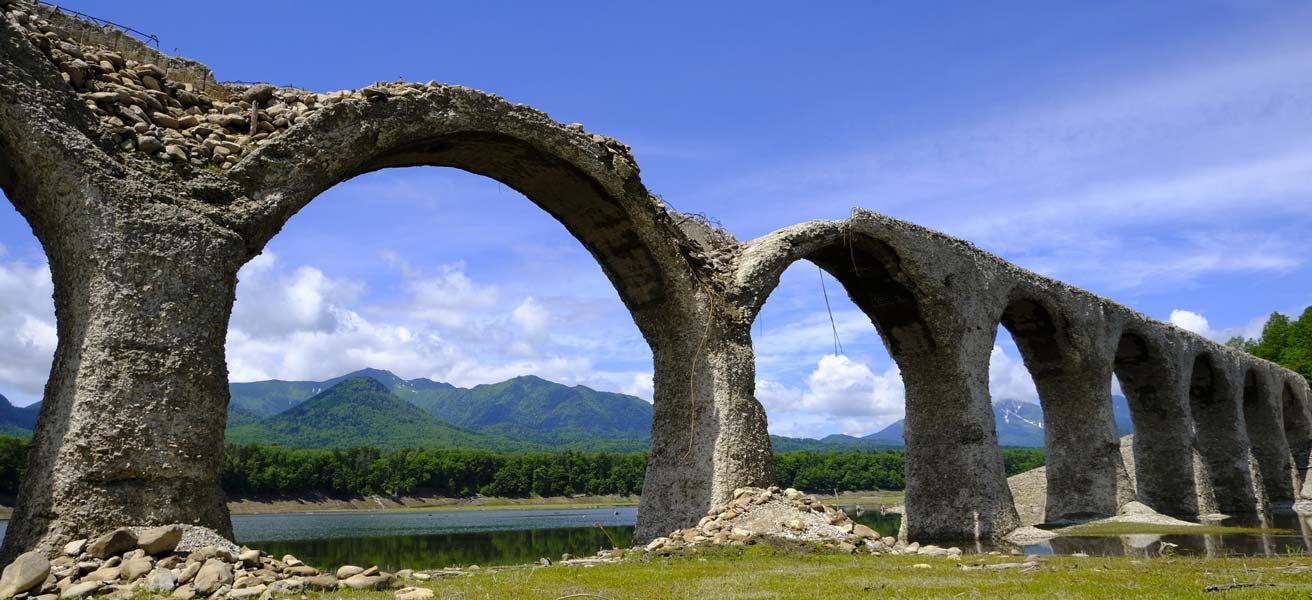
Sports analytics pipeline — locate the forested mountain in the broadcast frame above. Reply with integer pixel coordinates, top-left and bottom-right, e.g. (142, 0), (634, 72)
(0, 393), (40, 438)
(226, 368), (1141, 450)
(225, 377), (538, 451)
(230, 369), (653, 450)
(398, 375), (653, 445)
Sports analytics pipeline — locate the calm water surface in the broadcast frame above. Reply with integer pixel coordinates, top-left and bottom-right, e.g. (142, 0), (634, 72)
(0, 507), (1305, 570)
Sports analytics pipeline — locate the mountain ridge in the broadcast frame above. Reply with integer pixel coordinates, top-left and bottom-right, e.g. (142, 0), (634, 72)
(225, 377), (540, 451)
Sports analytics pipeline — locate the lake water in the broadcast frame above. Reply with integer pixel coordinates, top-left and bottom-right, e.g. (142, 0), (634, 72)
(1022, 512), (1312, 559)
(0, 507), (1306, 569)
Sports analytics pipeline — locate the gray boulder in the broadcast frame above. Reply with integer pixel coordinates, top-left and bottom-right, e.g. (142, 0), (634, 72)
(86, 528), (137, 559)
(146, 567), (176, 593)
(192, 559), (232, 595)
(136, 525), (183, 555)
(0, 551), (51, 597)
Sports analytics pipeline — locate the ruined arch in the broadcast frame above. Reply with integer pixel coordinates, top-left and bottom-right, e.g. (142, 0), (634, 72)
(1, 9), (773, 551)
(1186, 352), (1257, 513)
(1282, 379), (1312, 496)
(732, 216), (1019, 541)
(1113, 330), (1198, 516)
(218, 89), (778, 544)
(999, 295), (1122, 522)
(1242, 369), (1295, 511)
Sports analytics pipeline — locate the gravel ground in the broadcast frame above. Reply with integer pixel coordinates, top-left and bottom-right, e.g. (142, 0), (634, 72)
(130, 524), (240, 554)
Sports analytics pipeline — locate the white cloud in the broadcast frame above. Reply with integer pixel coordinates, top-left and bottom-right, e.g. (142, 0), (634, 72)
(758, 354), (905, 436)
(620, 372), (654, 402)
(512, 296), (551, 338)
(989, 345), (1039, 404)
(761, 345), (1043, 437)
(0, 257), (56, 404)
(755, 379), (804, 413)
(380, 253), (499, 332)
(225, 252), (656, 401)
(1169, 309), (1217, 339)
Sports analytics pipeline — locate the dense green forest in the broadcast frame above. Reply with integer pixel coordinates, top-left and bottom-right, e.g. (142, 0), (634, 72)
(0, 436), (1045, 498)
(1228, 306), (1312, 385)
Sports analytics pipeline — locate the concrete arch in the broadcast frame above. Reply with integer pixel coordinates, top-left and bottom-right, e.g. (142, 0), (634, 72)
(1282, 379), (1312, 498)
(224, 89), (694, 321)
(1, 7), (773, 552)
(1113, 329), (1199, 516)
(733, 214), (1019, 541)
(1242, 368), (1295, 511)
(999, 294), (1122, 522)
(1187, 351), (1257, 514)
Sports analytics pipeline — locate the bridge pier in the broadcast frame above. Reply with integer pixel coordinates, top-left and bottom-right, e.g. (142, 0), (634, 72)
(1187, 355), (1258, 514)
(1243, 370), (1296, 512)
(898, 323), (1022, 541)
(1114, 333), (1199, 517)
(1279, 380), (1312, 499)
(1002, 299), (1123, 523)
(0, 185), (243, 559)
(637, 315), (776, 542)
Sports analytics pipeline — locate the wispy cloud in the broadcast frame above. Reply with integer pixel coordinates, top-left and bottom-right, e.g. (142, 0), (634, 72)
(696, 28), (1312, 297)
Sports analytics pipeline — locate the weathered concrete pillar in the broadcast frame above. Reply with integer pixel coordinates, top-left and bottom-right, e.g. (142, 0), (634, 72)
(1242, 369), (1295, 512)
(636, 309), (775, 542)
(1278, 380), (1312, 499)
(898, 322), (1022, 541)
(1187, 354), (1258, 514)
(1, 13), (246, 558)
(1002, 298), (1123, 523)
(0, 194), (245, 559)
(1114, 332), (1199, 517)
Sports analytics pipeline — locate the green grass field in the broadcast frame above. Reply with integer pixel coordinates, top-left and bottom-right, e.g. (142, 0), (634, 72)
(310, 547), (1312, 599)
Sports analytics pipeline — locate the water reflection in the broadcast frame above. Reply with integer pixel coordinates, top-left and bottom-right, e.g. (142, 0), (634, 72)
(255, 526), (633, 571)
(245, 507), (905, 570)
(1027, 512), (1312, 558)
(0, 505), (1303, 571)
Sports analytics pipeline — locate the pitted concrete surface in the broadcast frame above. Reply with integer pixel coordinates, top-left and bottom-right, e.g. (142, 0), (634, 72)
(2, 0), (1310, 557)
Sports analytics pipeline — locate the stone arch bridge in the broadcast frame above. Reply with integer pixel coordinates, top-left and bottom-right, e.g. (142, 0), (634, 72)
(1, 1), (1309, 560)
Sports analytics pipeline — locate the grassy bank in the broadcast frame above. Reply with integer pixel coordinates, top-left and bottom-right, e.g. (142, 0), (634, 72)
(325, 549), (1312, 599)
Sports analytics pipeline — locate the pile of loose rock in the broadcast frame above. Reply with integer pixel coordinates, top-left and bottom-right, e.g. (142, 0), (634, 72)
(642, 487), (962, 559)
(0, 0), (458, 169)
(0, 525), (458, 600)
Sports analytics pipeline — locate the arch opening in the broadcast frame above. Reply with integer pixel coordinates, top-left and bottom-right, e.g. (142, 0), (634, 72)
(750, 260), (901, 444)
(0, 194), (54, 426)
(227, 165), (653, 406)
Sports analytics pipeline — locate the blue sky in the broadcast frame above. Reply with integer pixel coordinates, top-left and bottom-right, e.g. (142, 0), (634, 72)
(2, 1), (1311, 438)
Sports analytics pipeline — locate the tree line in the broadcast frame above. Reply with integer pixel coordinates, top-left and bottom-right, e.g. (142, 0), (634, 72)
(0, 437), (1046, 498)
(1228, 306), (1312, 386)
